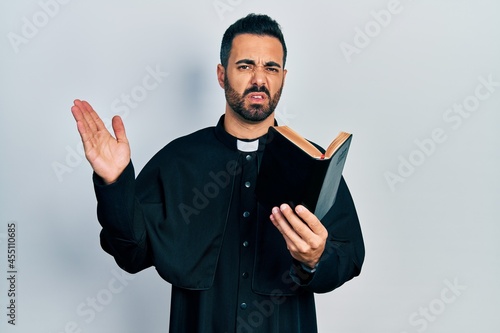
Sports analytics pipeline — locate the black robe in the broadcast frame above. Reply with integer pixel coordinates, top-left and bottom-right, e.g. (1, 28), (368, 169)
(93, 116), (365, 332)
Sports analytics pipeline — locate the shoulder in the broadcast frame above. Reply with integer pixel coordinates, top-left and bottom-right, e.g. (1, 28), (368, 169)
(135, 125), (217, 180)
(155, 126), (217, 158)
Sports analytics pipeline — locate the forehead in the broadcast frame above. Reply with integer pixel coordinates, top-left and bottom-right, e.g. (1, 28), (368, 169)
(229, 34), (284, 65)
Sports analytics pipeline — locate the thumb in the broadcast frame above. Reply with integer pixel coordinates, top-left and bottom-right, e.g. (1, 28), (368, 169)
(112, 116), (128, 143)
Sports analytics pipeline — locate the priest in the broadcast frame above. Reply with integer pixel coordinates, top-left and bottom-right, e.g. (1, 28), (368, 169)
(71, 13), (364, 333)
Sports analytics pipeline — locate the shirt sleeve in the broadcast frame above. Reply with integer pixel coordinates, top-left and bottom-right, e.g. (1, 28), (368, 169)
(93, 161), (154, 273)
(289, 177), (365, 293)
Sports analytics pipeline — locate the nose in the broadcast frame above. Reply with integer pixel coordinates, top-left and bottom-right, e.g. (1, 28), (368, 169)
(251, 66), (266, 87)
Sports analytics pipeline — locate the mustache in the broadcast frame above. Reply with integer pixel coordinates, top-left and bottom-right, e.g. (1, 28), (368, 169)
(244, 85), (270, 98)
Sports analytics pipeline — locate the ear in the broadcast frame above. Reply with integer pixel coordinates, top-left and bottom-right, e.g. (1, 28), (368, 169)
(217, 64), (225, 89)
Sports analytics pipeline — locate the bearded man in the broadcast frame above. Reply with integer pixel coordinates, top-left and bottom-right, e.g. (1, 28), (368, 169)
(71, 13), (364, 333)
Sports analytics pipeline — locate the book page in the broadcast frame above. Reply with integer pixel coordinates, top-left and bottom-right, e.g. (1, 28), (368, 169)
(274, 126), (323, 158)
(325, 132), (352, 158)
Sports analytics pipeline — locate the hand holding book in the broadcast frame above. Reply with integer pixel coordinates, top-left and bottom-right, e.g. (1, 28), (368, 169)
(269, 203), (328, 269)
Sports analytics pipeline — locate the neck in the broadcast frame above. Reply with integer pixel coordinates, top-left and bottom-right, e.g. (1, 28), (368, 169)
(223, 107), (275, 139)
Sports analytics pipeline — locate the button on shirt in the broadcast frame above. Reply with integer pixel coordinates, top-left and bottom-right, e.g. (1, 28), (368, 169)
(234, 148), (258, 324)
(170, 139), (270, 332)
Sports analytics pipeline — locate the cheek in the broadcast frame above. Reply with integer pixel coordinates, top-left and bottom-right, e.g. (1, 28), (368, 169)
(270, 78), (285, 95)
(231, 75), (252, 90)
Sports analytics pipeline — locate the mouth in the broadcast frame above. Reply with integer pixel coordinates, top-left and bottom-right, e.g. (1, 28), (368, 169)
(246, 92), (267, 103)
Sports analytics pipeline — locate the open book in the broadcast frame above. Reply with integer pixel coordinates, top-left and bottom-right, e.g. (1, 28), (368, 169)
(256, 126), (352, 220)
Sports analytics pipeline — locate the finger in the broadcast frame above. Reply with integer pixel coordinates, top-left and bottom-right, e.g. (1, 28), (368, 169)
(278, 204), (318, 239)
(269, 217), (295, 249)
(74, 99), (104, 134)
(71, 99), (98, 135)
(71, 103), (93, 142)
(270, 206), (307, 247)
(71, 99), (83, 121)
(112, 116), (128, 143)
(278, 204), (328, 252)
(81, 100), (107, 132)
(71, 100), (107, 155)
(294, 205), (327, 236)
(81, 101), (106, 133)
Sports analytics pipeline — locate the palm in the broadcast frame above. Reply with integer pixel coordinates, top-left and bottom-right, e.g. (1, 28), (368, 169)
(71, 99), (130, 184)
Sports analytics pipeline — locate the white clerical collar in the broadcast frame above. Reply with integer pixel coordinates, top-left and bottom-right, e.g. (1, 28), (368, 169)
(237, 139), (259, 152)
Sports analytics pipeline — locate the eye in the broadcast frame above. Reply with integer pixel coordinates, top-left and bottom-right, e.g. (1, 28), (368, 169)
(266, 67), (279, 73)
(238, 65), (252, 70)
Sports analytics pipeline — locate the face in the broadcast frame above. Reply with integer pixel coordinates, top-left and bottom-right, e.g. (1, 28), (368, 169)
(218, 34), (287, 122)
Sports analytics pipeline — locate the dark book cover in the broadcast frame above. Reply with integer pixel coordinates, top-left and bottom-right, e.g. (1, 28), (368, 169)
(256, 126), (352, 220)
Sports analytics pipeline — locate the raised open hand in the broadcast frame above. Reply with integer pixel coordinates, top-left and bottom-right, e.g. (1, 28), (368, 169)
(71, 99), (131, 184)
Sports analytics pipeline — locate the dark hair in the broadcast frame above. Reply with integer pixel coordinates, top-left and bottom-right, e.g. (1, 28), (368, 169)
(220, 13), (287, 69)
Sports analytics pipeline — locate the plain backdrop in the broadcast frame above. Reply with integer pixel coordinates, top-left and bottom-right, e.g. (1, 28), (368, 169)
(1, 1), (499, 332)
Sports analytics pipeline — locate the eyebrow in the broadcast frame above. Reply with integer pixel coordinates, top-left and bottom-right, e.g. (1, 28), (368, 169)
(235, 59), (282, 68)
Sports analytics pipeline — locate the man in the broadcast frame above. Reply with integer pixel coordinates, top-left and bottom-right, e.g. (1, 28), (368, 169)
(71, 14), (364, 333)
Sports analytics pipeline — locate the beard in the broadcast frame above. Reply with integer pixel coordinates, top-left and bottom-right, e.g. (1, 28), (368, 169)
(224, 74), (283, 122)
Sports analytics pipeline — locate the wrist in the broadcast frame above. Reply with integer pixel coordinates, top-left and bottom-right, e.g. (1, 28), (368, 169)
(300, 262), (319, 274)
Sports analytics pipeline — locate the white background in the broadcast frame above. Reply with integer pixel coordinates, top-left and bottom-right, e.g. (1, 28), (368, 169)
(1, 0), (499, 332)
